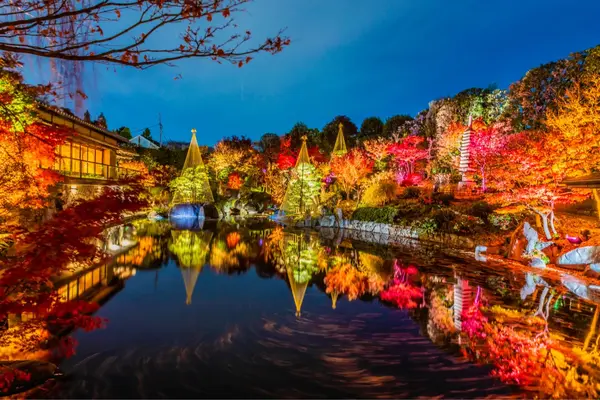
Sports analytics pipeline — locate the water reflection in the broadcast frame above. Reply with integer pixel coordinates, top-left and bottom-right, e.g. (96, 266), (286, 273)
(46, 220), (600, 398)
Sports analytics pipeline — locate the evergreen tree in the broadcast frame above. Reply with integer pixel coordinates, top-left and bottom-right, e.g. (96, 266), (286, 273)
(95, 112), (107, 128)
(383, 115), (413, 137)
(359, 116), (384, 139)
(116, 126), (132, 139)
(281, 162), (321, 214)
(142, 127), (153, 140)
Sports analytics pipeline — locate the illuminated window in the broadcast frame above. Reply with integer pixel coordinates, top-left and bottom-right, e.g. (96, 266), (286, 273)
(93, 268), (100, 285)
(84, 271), (93, 291)
(69, 280), (78, 300)
(58, 286), (68, 302)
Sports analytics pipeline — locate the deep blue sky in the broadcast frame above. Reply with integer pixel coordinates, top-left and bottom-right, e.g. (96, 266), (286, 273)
(25, 0), (600, 145)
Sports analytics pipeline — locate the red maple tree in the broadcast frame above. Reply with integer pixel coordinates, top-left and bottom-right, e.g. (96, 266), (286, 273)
(0, 183), (147, 393)
(388, 136), (428, 177)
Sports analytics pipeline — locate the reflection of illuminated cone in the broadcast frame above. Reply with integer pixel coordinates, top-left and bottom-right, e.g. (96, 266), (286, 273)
(181, 266), (201, 305)
(287, 267), (308, 317)
(331, 290), (338, 310)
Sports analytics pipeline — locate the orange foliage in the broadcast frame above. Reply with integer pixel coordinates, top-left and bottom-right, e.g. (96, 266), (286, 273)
(119, 160), (153, 185)
(330, 149), (373, 199)
(227, 172), (243, 190)
(0, 68), (66, 228)
(324, 263), (368, 301)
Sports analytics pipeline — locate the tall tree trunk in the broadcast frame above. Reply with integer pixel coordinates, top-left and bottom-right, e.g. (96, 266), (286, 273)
(533, 208), (552, 240)
(549, 211), (558, 237)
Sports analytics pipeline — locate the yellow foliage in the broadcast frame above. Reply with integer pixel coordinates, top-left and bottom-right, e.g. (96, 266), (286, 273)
(546, 75), (600, 179)
(362, 179), (400, 207)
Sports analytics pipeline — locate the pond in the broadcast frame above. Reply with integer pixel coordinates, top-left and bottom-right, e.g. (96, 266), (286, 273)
(44, 218), (600, 398)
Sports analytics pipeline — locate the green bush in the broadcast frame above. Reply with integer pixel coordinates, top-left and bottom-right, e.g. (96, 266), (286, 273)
(413, 217), (437, 236)
(401, 187), (421, 199)
(352, 207), (398, 224)
(468, 201), (494, 221)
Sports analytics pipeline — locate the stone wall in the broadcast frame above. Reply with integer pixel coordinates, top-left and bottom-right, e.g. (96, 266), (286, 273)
(314, 216), (476, 250)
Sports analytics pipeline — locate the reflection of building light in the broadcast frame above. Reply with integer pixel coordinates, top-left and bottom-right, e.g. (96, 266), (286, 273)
(453, 278), (473, 331)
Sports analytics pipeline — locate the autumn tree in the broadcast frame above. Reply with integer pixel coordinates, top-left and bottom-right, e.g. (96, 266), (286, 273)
(506, 45), (600, 131)
(470, 123), (510, 191)
(0, 0), (290, 105)
(545, 74), (600, 176)
(209, 136), (262, 193)
(0, 66), (66, 244)
(363, 137), (391, 165)
(0, 184), (146, 392)
(388, 136), (428, 177)
(330, 149), (373, 201)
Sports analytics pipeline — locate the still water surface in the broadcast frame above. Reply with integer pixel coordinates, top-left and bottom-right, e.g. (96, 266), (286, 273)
(46, 219), (600, 398)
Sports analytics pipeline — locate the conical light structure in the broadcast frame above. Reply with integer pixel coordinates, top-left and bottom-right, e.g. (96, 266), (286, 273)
(330, 290), (339, 310)
(332, 122), (347, 156)
(169, 230), (213, 305)
(181, 266), (201, 305)
(171, 129), (214, 205)
(287, 266), (308, 317)
(281, 136), (321, 215)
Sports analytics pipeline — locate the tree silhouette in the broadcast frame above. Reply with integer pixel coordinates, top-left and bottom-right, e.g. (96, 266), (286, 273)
(359, 116), (384, 139)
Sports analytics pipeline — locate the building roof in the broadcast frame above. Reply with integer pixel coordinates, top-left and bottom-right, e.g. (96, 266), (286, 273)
(129, 135), (160, 149)
(563, 174), (600, 189)
(36, 103), (129, 143)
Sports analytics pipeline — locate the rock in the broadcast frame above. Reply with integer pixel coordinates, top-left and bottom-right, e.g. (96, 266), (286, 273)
(0, 360), (59, 396)
(557, 246), (600, 265)
(320, 215), (335, 227)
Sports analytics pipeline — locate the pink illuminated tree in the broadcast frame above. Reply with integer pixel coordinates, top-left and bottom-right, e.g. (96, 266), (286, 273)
(470, 123), (510, 191)
(388, 136), (428, 177)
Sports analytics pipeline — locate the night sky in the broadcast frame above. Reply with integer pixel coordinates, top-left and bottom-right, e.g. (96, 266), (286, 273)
(24, 0), (600, 145)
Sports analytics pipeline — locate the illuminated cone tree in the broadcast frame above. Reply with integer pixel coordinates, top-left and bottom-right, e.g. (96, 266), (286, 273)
(169, 230), (213, 305)
(332, 122), (348, 157)
(170, 129), (214, 205)
(281, 136), (322, 215)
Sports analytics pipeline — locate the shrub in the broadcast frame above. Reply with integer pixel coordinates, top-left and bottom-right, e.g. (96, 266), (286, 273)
(432, 209), (456, 231)
(433, 192), (455, 206)
(413, 217), (437, 236)
(488, 213), (514, 231)
(401, 187), (421, 199)
(468, 201), (494, 221)
(337, 200), (358, 219)
(352, 207), (398, 224)
(362, 180), (400, 207)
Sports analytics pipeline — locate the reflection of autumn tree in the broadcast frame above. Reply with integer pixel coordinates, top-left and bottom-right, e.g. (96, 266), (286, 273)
(209, 230), (255, 272)
(380, 261), (423, 309)
(357, 252), (388, 295)
(324, 263), (368, 301)
(427, 287), (456, 344)
(169, 230), (212, 269)
(460, 303), (600, 398)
